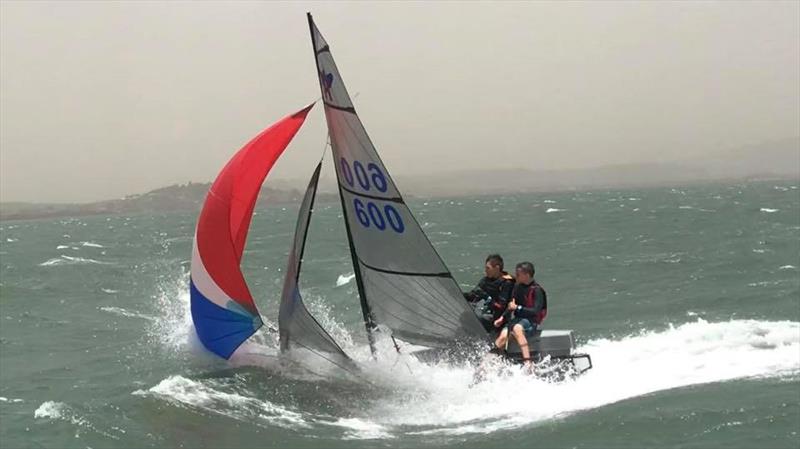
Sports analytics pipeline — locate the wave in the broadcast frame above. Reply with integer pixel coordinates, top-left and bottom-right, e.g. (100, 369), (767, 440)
(34, 401), (67, 419)
(0, 397), (23, 403)
(80, 241), (104, 248)
(34, 401), (119, 439)
(351, 318), (800, 436)
(145, 271), (799, 440)
(133, 376), (309, 429)
(39, 255), (110, 267)
(99, 306), (156, 321)
(145, 276), (800, 440)
(336, 273), (356, 287)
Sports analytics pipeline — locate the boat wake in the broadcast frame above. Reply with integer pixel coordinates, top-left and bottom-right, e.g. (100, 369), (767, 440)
(138, 274), (800, 440)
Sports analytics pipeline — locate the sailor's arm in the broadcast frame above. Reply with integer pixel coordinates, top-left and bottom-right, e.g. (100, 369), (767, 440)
(513, 288), (544, 320)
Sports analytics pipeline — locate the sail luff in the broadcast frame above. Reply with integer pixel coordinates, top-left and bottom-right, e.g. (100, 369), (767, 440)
(307, 12), (377, 356)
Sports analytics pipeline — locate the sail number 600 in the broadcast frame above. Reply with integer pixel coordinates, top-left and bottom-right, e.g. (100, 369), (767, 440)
(340, 158), (387, 192)
(353, 199), (405, 233)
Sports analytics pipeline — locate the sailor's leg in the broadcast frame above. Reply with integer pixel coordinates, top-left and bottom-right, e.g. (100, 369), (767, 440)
(512, 324), (531, 365)
(495, 327), (509, 349)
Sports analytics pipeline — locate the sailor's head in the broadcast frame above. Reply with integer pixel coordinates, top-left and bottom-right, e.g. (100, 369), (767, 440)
(484, 254), (504, 278)
(515, 261), (535, 284)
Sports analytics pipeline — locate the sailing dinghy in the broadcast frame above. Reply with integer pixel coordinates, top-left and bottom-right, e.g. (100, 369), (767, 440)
(188, 14), (591, 378)
(305, 13), (591, 375)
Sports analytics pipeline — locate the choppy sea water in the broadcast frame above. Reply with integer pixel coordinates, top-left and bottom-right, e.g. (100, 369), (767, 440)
(1, 180), (798, 448)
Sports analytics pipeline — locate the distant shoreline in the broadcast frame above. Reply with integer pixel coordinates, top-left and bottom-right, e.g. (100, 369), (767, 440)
(2, 174), (797, 223)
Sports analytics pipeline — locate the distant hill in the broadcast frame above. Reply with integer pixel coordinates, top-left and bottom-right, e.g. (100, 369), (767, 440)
(391, 137), (800, 197)
(0, 184), (338, 222)
(1, 138), (797, 222)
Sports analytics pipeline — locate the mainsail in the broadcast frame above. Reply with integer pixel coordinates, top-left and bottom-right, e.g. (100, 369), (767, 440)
(307, 14), (486, 349)
(278, 162), (354, 369)
(190, 105), (313, 359)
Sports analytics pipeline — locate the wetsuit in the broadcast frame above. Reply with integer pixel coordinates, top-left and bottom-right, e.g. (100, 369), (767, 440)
(463, 272), (515, 332)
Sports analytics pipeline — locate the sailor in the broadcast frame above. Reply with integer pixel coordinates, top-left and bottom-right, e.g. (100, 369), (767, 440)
(463, 254), (515, 332)
(493, 261), (548, 370)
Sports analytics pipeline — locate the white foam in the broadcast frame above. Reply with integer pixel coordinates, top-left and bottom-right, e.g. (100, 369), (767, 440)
(331, 418), (394, 440)
(34, 401), (117, 439)
(0, 397), (21, 403)
(545, 208), (564, 213)
(154, 265), (800, 439)
(760, 208), (779, 213)
(39, 255), (110, 267)
(149, 269), (195, 350)
(336, 273), (356, 287)
(5, 238), (18, 243)
(100, 306), (156, 321)
(34, 401), (67, 419)
(134, 375), (308, 429)
(80, 241), (104, 248)
(779, 265), (797, 270)
(56, 245), (70, 249)
(543, 200), (556, 204)
(355, 319), (800, 436)
(101, 288), (119, 294)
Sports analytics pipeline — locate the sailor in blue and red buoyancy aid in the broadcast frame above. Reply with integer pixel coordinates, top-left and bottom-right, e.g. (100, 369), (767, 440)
(493, 261), (547, 369)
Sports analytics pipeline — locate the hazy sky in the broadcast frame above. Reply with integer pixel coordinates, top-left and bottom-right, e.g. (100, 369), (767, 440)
(1, 1), (798, 203)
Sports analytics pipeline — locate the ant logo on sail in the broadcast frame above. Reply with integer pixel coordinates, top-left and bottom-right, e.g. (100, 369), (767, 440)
(320, 71), (334, 101)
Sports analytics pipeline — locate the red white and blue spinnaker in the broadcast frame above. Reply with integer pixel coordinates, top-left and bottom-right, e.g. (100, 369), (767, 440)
(190, 104), (313, 359)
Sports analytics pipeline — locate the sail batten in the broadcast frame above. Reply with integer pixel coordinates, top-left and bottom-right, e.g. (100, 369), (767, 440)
(307, 13), (486, 349)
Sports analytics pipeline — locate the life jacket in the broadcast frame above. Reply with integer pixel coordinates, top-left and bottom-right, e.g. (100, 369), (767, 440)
(520, 281), (548, 324)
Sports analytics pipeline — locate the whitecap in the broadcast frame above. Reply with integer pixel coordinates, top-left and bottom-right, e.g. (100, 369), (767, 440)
(779, 265), (797, 270)
(99, 306), (155, 321)
(545, 208), (564, 213)
(56, 245), (69, 249)
(5, 238), (18, 243)
(760, 208), (779, 213)
(543, 200), (556, 204)
(39, 255), (110, 267)
(80, 241), (104, 248)
(353, 318), (800, 436)
(336, 273), (356, 287)
(330, 418), (394, 440)
(34, 401), (66, 419)
(133, 375), (308, 429)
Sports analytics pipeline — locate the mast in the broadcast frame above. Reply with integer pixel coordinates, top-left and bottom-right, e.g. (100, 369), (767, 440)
(307, 13), (377, 356)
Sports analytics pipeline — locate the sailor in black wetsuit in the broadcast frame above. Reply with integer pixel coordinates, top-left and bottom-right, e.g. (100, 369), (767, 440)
(463, 254), (515, 332)
(493, 261), (547, 370)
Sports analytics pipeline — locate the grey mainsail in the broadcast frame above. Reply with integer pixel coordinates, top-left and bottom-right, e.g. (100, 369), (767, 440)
(278, 162), (355, 371)
(307, 13), (487, 350)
